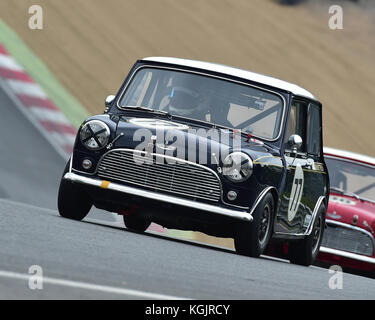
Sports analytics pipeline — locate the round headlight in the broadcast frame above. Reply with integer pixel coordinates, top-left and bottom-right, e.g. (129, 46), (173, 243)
(80, 120), (110, 150)
(222, 152), (253, 183)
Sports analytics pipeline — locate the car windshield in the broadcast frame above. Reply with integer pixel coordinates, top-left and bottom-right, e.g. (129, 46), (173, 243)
(118, 67), (284, 140)
(325, 156), (375, 201)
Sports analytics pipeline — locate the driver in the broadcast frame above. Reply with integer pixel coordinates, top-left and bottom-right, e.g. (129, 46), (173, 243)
(167, 81), (208, 120)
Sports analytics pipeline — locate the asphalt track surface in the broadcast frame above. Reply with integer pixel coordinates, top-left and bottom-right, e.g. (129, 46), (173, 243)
(0, 83), (375, 300)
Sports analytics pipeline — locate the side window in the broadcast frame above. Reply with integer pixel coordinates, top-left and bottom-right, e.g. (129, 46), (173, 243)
(306, 103), (322, 157)
(121, 70), (152, 107)
(284, 99), (307, 153)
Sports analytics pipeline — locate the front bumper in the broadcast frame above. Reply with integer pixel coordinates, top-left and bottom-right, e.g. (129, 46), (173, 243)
(64, 172), (253, 222)
(319, 246), (375, 264)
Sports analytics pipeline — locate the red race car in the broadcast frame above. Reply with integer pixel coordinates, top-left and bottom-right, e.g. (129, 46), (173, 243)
(317, 147), (375, 276)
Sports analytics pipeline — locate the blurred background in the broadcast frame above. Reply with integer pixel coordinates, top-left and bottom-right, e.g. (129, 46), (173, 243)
(0, 0), (374, 156)
(0, 0), (374, 247)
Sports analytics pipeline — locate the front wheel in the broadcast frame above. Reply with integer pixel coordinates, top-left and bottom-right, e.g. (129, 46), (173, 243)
(288, 204), (326, 266)
(234, 193), (275, 258)
(58, 161), (92, 221)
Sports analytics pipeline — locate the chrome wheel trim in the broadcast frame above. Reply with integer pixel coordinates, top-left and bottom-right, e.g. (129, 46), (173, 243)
(259, 203), (271, 245)
(312, 214), (322, 253)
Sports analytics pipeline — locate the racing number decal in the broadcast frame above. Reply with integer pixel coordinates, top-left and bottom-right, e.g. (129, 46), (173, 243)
(287, 164), (304, 222)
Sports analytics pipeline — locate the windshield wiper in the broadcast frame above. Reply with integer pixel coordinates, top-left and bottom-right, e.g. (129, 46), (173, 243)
(330, 187), (361, 200)
(330, 187), (375, 204)
(125, 106), (173, 119)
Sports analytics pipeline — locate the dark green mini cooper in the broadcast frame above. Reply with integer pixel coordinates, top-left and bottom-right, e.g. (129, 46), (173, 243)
(58, 57), (329, 266)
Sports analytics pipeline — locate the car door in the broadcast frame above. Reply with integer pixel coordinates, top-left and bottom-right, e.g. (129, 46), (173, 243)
(276, 99), (326, 235)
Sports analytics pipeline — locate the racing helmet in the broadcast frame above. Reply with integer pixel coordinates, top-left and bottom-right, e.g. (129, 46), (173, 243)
(168, 86), (202, 117)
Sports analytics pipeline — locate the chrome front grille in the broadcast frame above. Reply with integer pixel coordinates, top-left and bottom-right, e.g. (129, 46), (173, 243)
(321, 223), (374, 257)
(97, 149), (222, 202)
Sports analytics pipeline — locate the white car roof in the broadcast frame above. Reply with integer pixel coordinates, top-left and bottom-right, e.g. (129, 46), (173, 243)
(142, 57), (318, 101)
(324, 147), (375, 166)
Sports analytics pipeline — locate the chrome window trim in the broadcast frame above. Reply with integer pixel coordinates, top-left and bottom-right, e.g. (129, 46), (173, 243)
(324, 147), (375, 167)
(69, 154), (73, 173)
(324, 154), (375, 170)
(63, 172), (252, 222)
(142, 57), (317, 100)
(116, 65), (287, 142)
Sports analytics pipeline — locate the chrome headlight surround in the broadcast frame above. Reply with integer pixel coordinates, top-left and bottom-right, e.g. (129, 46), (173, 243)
(222, 152), (253, 183)
(80, 120), (110, 150)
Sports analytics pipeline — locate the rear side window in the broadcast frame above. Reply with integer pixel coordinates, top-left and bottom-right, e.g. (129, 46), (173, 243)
(306, 103), (322, 157)
(284, 99), (307, 153)
(284, 99), (322, 157)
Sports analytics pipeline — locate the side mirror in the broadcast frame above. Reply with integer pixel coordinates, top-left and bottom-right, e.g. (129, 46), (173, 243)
(105, 95), (116, 109)
(288, 134), (303, 154)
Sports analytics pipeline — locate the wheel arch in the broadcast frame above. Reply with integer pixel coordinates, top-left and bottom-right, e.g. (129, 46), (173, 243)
(305, 195), (327, 236)
(250, 186), (278, 216)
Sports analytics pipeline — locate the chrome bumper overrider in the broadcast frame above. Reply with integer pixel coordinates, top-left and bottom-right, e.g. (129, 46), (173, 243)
(320, 246), (375, 264)
(64, 172), (253, 222)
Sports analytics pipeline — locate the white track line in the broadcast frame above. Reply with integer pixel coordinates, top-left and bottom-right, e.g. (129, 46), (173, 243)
(0, 270), (190, 300)
(0, 55), (23, 71)
(28, 107), (73, 125)
(49, 131), (76, 146)
(6, 79), (47, 98)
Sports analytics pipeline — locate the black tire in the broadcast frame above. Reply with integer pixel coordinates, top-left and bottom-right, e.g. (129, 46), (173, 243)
(288, 204), (326, 266)
(234, 193), (275, 258)
(123, 215), (151, 233)
(58, 160), (92, 221)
